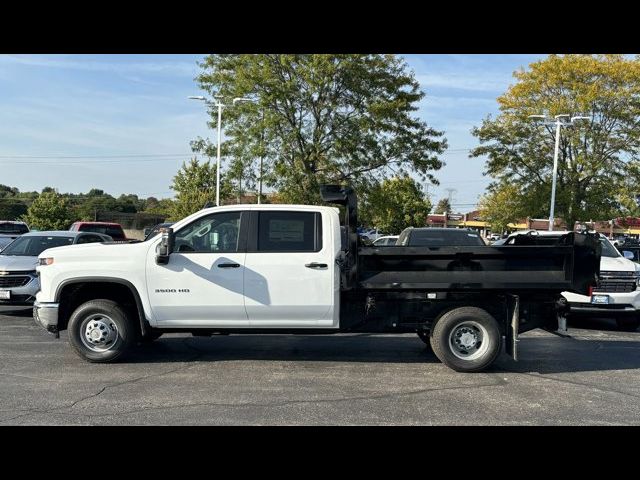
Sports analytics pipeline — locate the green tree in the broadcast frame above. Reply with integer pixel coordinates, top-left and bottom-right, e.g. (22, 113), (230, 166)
(434, 198), (452, 214)
(0, 184), (28, 220)
(478, 183), (526, 234)
(360, 176), (431, 233)
(144, 197), (174, 217)
(115, 194), (141, 213)
(21, 191), (75, 230)
(194, 54), (446, 204)
(169, 157), (229, 220)
(471, 54), (640, 228)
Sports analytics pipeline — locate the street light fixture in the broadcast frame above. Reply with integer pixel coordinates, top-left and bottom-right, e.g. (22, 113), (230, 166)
(190, 95), (265, 206)
(190, 95), (253, 207)
(528, 113), (591, 231)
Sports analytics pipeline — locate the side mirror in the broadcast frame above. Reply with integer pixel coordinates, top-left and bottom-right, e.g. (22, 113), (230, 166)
(623, 250), (634, 260)
(156, 228), (174, 265)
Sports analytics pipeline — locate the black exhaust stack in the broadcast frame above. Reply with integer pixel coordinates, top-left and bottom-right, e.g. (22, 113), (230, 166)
(320, 185), (358, 290)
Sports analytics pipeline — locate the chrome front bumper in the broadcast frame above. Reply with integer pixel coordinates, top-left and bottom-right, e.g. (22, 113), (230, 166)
(33, 301), (60, 335)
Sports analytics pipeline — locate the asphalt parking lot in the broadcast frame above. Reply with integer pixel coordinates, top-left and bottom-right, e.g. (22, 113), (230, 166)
(1, 308), (640, 425)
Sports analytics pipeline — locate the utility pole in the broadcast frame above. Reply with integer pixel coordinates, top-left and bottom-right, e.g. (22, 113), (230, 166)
(445, 188), (457, 206)
(258, 109), (265, 205)
(444, 188), (457, 229)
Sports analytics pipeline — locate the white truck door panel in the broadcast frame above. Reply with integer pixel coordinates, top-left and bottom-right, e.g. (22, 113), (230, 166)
(145, 211), (249, 325)
(244, 210), (335, 327)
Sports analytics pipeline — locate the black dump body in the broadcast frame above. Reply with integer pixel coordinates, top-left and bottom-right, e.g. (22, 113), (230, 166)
(320, 184), (601, 297)
(358, 232), (600, 296)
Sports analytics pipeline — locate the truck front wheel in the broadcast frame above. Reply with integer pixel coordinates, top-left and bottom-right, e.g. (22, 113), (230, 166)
(68, 299), (135, 363)
(430, 307), (501, 372)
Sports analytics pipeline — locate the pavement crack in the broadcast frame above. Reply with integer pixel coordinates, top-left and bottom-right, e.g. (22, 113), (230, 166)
(27, 377), (509, 421)
(502, 368), (640, 400)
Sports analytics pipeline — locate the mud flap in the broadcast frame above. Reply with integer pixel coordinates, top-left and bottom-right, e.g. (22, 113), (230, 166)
(545, 297), (572, 338)
(505, 295), (519, 361)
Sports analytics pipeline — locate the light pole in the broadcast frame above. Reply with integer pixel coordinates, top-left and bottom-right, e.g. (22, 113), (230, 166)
(189, 95), (254, 206)
(528, 114), (591, 231)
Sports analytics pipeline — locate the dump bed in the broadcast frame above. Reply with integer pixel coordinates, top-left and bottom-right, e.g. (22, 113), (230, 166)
(357, 232), (600, 295)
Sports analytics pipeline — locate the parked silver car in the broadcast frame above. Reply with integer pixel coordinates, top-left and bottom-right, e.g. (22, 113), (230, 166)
(0, 231), (111, 308)
(0, 221), (29, 251)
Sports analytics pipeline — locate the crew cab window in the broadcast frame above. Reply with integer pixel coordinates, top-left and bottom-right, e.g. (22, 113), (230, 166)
(174, 212), (241, 253)
(257, 211), (321, 252)
(76, 234), (104, 244)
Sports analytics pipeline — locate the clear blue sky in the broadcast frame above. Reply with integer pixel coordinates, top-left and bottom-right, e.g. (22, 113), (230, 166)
(0, 53), (546, 210)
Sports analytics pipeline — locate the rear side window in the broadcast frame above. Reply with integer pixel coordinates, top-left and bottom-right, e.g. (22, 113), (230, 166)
(105, 227), (125, 240)
(257, 212), (322, 252)
(0, 223), (28, 235)
(77, 224), (125, 240)
(76, 234), (105, 244)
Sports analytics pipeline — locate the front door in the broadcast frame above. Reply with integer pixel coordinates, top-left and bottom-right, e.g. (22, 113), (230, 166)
(243, 210), (335, 327)
(146, 210), (248, 326)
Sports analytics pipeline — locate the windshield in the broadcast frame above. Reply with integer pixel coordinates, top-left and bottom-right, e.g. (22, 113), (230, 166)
(600, 237), (621, 258)
(0, 223), (28, 235)
(1, 236), (74, 256)
(406, 229), (486, 247)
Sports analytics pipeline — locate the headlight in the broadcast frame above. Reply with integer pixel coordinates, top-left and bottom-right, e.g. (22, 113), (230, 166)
(38, 257), (54, 266)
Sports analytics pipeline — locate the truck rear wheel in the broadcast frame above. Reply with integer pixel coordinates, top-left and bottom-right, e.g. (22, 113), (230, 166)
(430, 307), (501, 372)
(68, 299), (135, 363)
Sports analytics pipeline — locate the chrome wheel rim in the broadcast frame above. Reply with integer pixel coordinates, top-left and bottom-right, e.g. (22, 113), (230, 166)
(448, 321), (489, 361)
(80, 314), (119, 352)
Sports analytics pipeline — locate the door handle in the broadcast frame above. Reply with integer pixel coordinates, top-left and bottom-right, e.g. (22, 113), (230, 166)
(305, 262), (328, 269)
(218, 263), (240, 268)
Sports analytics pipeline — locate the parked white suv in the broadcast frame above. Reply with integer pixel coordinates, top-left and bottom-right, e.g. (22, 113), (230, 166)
(500, 230), (640, 331)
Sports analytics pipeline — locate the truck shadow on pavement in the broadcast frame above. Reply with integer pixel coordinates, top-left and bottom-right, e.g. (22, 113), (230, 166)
(126, 332), (640, 375)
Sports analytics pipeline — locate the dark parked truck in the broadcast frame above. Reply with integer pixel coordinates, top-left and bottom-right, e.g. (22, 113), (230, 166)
(33, 185), (601, 372)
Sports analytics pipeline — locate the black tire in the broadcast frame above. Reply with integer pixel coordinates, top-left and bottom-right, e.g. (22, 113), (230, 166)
(616, 317), (640, 332)
(68, 299), (136, 363)
(429, 307), (502, 372)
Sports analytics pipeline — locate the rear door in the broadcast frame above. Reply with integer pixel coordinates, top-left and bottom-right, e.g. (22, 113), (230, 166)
(243, 210), (335, 327)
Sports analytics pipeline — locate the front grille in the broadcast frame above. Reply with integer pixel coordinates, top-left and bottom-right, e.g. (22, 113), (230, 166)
(593, 281), (636, 293)
(600, 271), (636, 277)
(0, 276), (31, 288)
(594, 271), (638, 293)
(0, 294), (34, 304)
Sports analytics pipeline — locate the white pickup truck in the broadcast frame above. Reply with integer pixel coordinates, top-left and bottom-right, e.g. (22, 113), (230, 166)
(33, 186), (601, 372)
(500, 230), (640, 331)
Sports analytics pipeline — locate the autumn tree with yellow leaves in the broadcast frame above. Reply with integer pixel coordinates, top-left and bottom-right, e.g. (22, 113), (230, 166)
(471, 55), (640, 228)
